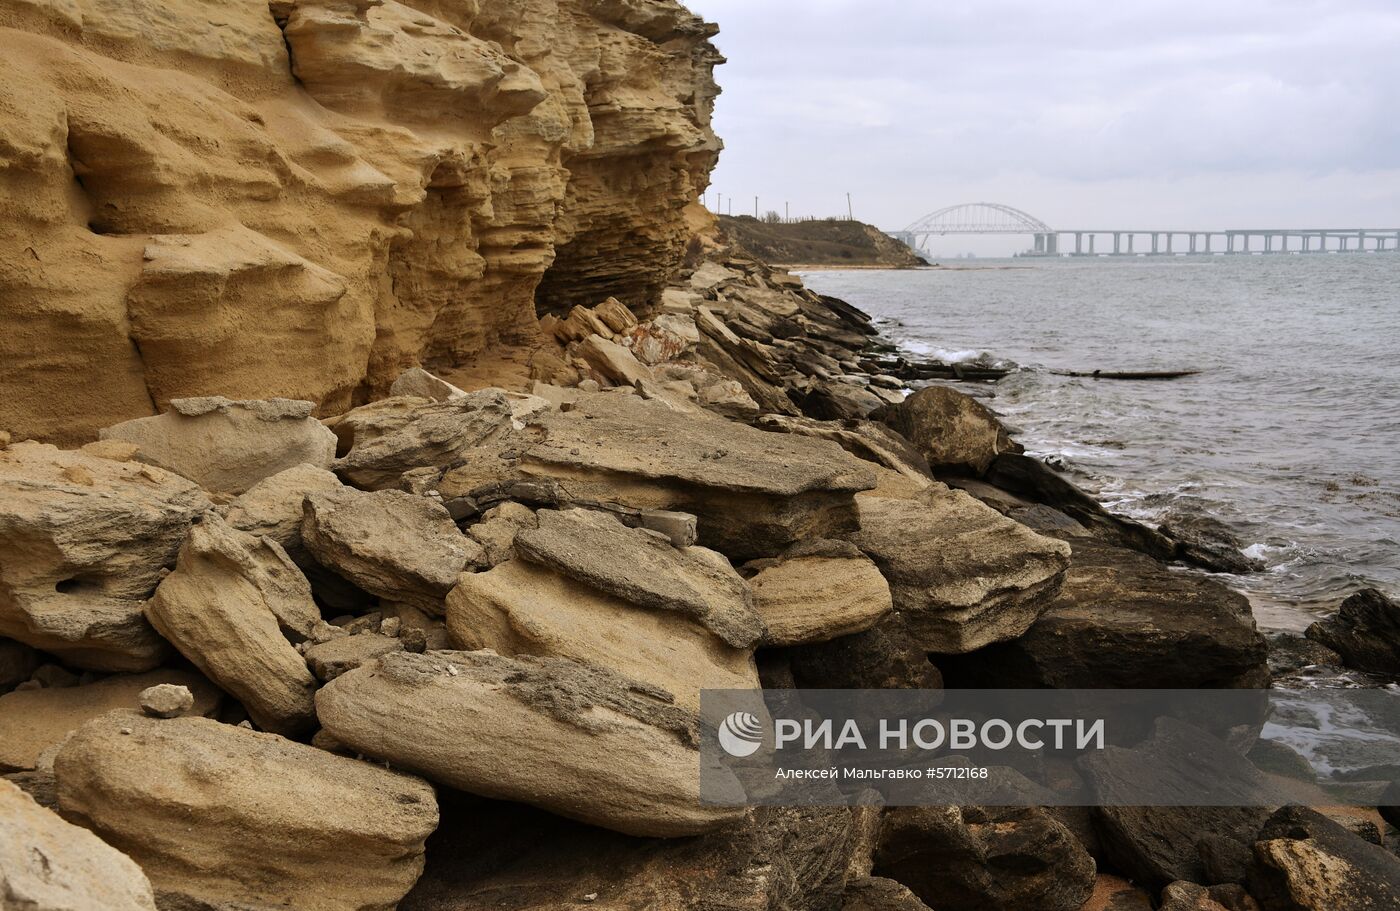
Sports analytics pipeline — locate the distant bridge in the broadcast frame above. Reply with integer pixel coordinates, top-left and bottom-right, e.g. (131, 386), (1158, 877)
(889, 202), (1400, 256)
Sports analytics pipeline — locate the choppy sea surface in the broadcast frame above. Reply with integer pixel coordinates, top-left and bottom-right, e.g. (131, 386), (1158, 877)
(802, 255), (1400, 632)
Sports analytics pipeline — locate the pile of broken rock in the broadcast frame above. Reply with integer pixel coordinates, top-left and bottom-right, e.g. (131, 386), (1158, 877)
(1, 257), (1395, 911)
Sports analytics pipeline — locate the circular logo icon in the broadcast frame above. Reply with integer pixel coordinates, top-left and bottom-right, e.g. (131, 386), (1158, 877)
(718, 711), (764, 757)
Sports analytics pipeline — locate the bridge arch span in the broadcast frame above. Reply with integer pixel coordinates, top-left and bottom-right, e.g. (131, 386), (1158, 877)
(902, 202), (1052, 235)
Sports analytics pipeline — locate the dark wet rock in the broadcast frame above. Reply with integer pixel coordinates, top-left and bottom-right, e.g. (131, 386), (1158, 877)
(841, 876), (934, 911)
(401, 795), (865, 911)
(787, 614), (943, 690)
(874, 805), (1096, 911)
(1305, 588), (1400, 676)
(1266, 632), (1345, 678)
(872, 384), (1020, 476)
(937, 539), (1268, 689)
(1381, 781), (1400, 830)
(1083, 719), (1275, 890)
(986, 452), (1177, 560)
(1248, 805), (1400, 910)
(1198, 832), (1254, 885)
(1159, 508), (1264, 574)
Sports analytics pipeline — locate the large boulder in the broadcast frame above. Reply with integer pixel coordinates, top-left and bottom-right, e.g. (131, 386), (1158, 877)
(54, 712), (438, 911)
(0, 668), (220, 771)
(0, 441), (209, 670)
(1, 778), (157, 911)
(874, 805), (1096, 911)
(330, 392), (521, 490)
(447, 509), (760, 708)
(849, 489), (1071, 653)
(316, 650), (745, 837)
(873, 384), (1018, 476)
(1305, 588), (1400, 676)
(438, 392), (878, 560)
(937, 539), (1268, 687)
(302, 487), (480, 614)
(100, 397), (337, 494)
(146, 515), (320, 736)
(401, 797), (866, 911)
(222, 462), (345, 561)
(1082, 719), (1274, 890)
(747, 540), (893, 647)
(1248, 806), (1400, 910)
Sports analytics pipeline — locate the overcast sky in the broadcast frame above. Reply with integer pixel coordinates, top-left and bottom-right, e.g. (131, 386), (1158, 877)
(686, 0), (1400, 254)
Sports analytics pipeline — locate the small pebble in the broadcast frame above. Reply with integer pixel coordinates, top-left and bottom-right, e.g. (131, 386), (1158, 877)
(139, 683), (195, 718)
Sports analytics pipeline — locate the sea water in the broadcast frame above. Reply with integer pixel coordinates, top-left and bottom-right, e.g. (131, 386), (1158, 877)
(803, 254), (1400, 631)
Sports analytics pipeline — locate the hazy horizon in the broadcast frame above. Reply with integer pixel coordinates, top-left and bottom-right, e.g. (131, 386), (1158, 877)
(687, 0), (1400, 256)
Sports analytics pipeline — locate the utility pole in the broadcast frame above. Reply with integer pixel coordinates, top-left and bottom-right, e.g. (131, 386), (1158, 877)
(846, 193), (853, 221)
(785, 201), (789, 222)
(754, 196), (758, 218)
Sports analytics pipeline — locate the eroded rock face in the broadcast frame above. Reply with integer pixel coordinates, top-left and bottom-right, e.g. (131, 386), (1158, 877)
(850, 490), (1071, 653)
(0, 0), (721, 445)
(54, 711), (438, 911)
(99, 397), (338, 494)
(316, 649), (745, 837)
(0, 442), (209, 670)
(146, 515), (320, 735)
(0, 778), (157, 911)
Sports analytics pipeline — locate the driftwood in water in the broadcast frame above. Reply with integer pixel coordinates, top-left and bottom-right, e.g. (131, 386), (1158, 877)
(1052, 369), (1201, 380)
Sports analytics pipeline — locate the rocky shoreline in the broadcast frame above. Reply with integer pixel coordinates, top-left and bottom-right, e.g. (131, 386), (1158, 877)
(4, 237), (1400, 910)
(2, 0), (1399, 906)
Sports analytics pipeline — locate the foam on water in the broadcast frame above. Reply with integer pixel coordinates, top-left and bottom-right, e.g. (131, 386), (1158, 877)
(805, 255), (1400, 631)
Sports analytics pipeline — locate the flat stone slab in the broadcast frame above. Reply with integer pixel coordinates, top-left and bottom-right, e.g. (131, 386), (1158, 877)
(316, 650), (746, 837)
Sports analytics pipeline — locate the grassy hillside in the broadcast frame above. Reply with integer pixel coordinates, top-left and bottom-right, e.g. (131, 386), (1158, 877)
(717, 215), (928, 268)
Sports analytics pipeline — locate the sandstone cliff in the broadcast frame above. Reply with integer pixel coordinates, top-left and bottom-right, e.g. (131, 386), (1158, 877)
(0, 0), (721, 444)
